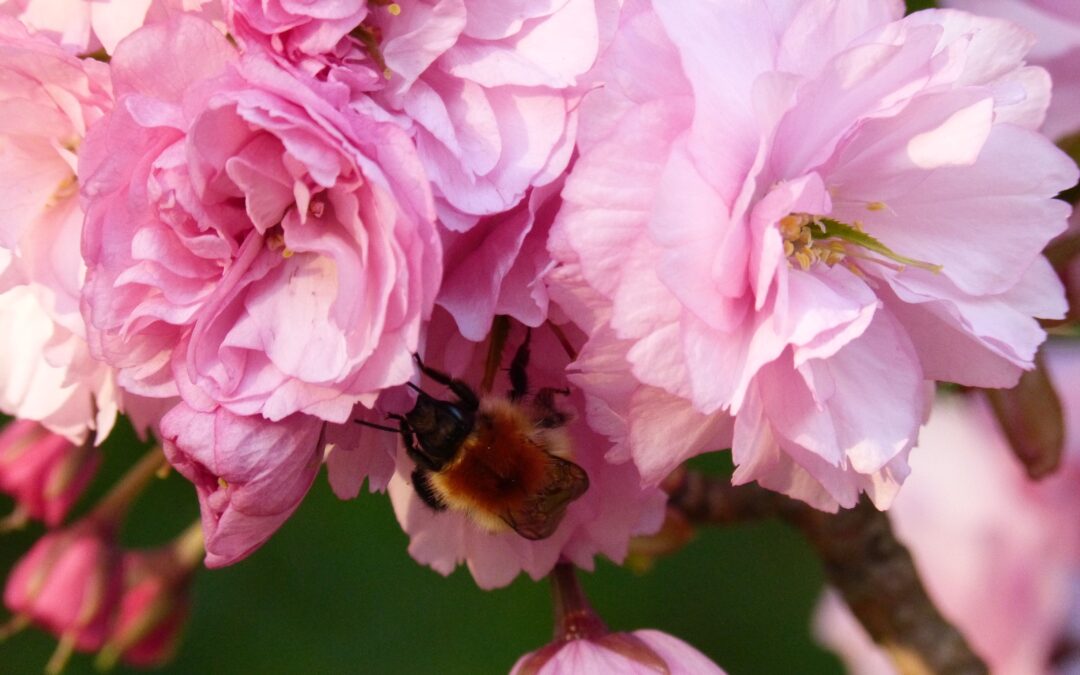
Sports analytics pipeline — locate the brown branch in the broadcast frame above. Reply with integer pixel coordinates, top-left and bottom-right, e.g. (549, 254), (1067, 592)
(666, 470), (988, 675)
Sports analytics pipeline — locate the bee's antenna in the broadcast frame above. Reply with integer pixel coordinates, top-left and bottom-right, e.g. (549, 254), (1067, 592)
(354, 419), (400, 434)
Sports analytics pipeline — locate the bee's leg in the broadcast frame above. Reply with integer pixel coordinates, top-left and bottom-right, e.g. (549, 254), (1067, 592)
(413, 354), (479, 411)
(532, 387), (571, 429)
(411, 467), (446, 511)
(390, 414), (442, 472)
(508, 328), (533, 402)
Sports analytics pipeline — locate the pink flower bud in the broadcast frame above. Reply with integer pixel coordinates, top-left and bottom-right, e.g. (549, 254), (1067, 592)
(985, 352), (1065, 479)
(161, 403), (324, 567)
(0, 419), (100, 527)
(3, 521), (122, 654)
(514, 564), (726, 674)
(511, 629), (726, 675)
(98, 525), (202, 671)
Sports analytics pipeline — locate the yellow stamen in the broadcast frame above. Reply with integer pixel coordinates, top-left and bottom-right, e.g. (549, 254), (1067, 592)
(217, 477), (228, 490)
(778, 214), (809, 240)
(866, 201), (887, 212)
(387, 3), (401, 15)
(267, 231), (294, 258)
(46, 175), (78, 208)
(779, 212), (940, 274)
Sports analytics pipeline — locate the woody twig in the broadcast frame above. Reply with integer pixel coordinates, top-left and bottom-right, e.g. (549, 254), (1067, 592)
(666, 469), (988, 675)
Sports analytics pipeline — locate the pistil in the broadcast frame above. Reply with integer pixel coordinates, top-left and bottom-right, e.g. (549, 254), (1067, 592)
(780, 213), (941, 274)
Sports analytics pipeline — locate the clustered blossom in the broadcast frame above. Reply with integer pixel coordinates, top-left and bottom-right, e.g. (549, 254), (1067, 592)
(0, 0), (222, 54)
(0, 0), (1076, 670)
(0, 16), (117, 443)
(815, 343), (1080, 674)
(80, 16), (440, 422)
(550, 0), (1075, 510)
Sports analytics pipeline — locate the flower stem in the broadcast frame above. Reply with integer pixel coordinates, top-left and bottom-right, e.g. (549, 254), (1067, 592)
(90, 448), (167, 525)
(549, 563), (606, 642)
(45, 632), (76, 675)
(172, 520), (205, 570)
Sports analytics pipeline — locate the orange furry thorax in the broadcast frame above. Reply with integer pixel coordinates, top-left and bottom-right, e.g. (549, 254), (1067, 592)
(428, 398), (569, 531)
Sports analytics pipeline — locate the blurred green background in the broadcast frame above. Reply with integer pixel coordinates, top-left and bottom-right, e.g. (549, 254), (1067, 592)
(1, 419), (843, 674)
(1, 0), (944, 672)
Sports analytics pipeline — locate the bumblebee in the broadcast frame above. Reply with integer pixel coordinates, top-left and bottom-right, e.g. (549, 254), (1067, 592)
(388, 332), (589, 540)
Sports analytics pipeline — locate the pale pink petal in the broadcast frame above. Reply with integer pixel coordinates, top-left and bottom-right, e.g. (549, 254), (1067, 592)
(160, 403), (324, 567)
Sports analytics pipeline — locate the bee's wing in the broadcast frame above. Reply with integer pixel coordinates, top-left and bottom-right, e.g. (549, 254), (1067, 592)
(500, 455), (589, 541)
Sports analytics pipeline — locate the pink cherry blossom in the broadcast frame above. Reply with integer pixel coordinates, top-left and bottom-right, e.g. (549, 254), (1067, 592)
(946, 0), (1080, 140)
(0, 419), (99, 527)
(511, 629), (726, 675)
(382, 311), (665, 589)
(548, 0), (1076, 510)
(160, 404), (323, 567)
(0, 0), (223, 54)
(0, 16), (118, 443)
(4, 520), (123, 652)
(370, 0), (602, 219)
(227, 0), (369, 57)
(230, 0), (608, 221)
(324, 387), (411, 499)
(438, 179), (561, 340)
(79, 16), (441, 425)
(814, 343), (1080, 674)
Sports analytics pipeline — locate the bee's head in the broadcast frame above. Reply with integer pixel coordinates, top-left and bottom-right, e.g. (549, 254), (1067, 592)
(405, 391), (476, 467)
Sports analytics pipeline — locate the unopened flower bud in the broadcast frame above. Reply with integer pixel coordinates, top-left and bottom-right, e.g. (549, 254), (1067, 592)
(513, 564), (726, 674)
(2, 521), (123, 672)
(1, 448), (165, 673)
(0, 420), (100, 527)
(97, 523), (203, 670)
(985, 351), (1064, 479)
(511, 629), (727, 675)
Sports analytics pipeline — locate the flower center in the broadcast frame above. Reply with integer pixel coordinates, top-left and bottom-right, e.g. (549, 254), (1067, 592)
(46, 174), (78, 208)
(352, 2), (402, 79)
(370, 0), (401, 15)
(265, 228), (294, 259)
(779, 214), (846, 271)
(780, 212), (941, 274)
